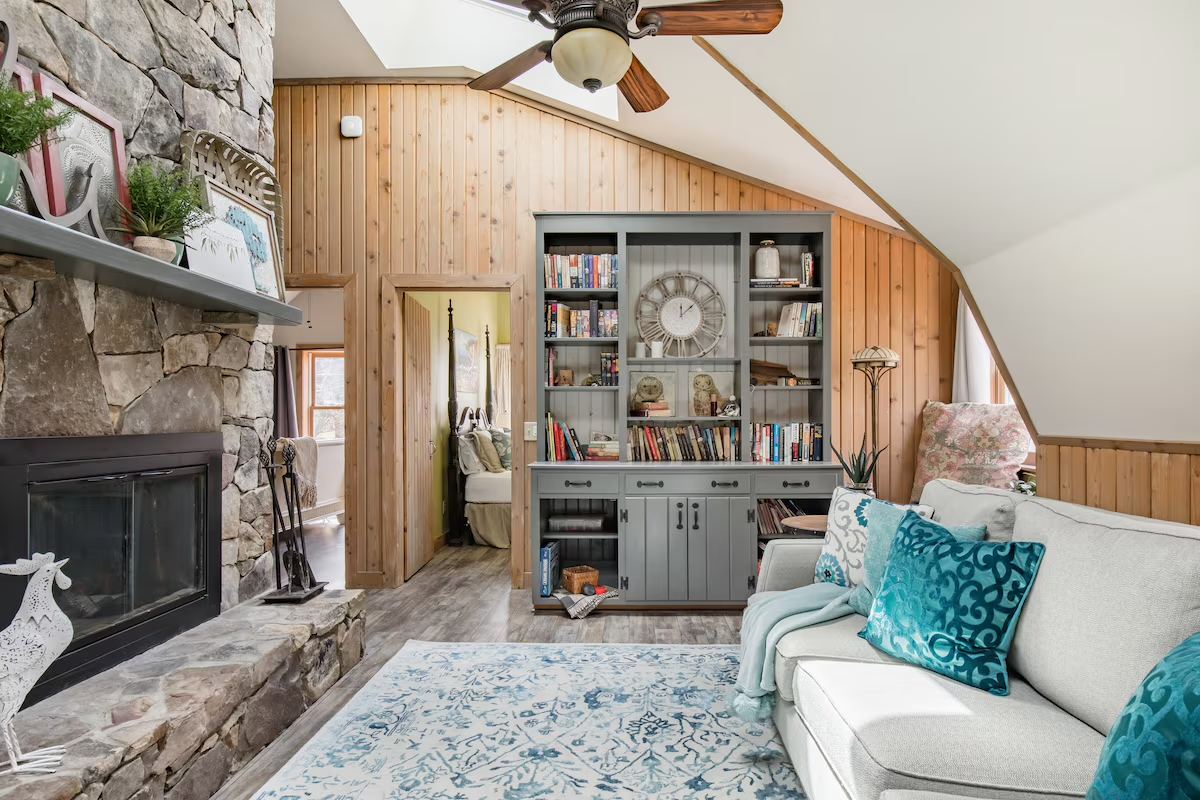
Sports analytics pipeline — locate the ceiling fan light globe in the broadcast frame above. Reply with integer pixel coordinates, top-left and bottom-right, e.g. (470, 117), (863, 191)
(552, 27), (632, 92)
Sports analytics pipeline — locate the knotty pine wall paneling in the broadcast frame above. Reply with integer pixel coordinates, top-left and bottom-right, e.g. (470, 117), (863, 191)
(274, 83), (958, 589)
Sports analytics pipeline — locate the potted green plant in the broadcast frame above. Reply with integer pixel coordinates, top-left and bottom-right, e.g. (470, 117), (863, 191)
(111, 162), (213, 262)
(0, 82), (73, 207)
(831, 433), (887, 495)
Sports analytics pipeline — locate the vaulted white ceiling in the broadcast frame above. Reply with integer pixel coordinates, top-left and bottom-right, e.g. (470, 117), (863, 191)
(273, 0), (1200, 441)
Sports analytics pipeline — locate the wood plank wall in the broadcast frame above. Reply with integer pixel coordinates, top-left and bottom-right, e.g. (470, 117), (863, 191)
(1037, 444), (1200, 525)
(273, 82), (958, 588)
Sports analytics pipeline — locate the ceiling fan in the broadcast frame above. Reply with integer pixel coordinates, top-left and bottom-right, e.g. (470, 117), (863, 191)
(469, 0), (783, 112)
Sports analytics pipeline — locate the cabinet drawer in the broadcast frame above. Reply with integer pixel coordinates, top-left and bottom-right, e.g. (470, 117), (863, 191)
(536, 472), (620, 496)
(754, 468), (840, 496)
(625, 472), (747, 495)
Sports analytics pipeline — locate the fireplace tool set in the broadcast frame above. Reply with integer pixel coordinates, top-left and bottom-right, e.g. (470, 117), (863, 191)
(259, 439), (326, 603)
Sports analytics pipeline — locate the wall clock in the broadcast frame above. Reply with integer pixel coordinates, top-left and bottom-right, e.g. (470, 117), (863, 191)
(635, 272), (726, 357)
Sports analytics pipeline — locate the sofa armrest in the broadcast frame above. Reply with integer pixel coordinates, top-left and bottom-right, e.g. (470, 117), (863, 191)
(757, 539), (823, 592)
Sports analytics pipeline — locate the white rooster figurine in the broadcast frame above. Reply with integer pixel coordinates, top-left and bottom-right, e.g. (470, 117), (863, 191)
(0, 553), (73, 776)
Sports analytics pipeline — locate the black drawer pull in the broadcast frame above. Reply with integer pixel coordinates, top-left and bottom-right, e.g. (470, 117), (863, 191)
(693, 510), (700, 530)
(677, 508), (684, 529)
(564, 480), (592, 488)
(711, 480), (738, 488)
(637, 480), (664, 488)
(782, 480), (811, 489)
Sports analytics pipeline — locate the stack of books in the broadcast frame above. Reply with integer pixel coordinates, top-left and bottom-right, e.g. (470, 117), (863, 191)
(544, 253), (618, 289)
(599, 352), (618, 386)
(776, 301), (822, 338)
(751, 422), (823, 463)
(586, 438), (619, 461)
(631, 401), (671, 417)
(627, 424), (739, 462)
(748, 253), (815, 287)
(545, 301), (618, 339)
(757, 499), (817, 536)
(539, 540), (561, 596)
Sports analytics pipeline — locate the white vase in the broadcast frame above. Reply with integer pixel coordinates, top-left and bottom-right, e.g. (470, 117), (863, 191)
(755, 240), (780, 279)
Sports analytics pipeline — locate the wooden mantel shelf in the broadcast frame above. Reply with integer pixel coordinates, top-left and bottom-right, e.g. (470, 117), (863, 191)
(0, 207), (302, 325)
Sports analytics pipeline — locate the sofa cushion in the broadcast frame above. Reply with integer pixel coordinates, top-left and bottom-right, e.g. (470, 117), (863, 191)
(818, 486), (932, 587)
(791, 659), (1104, 800)
(909, 400), (1030, 502)
(919, 478), (1031, 541)
(773, 613), (894, 702)
(1010, 499), (1200, 736)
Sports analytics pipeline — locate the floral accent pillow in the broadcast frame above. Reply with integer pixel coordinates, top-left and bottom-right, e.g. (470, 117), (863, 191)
(490, 428), (513, 470)
(909, 400), (1030, 502)
(814, 486), (932, 587)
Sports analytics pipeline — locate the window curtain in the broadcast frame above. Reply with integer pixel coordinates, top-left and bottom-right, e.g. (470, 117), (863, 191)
(274, 345), (299, 439)
(952, 294), (993, 404)
(494, 344), (512, 429)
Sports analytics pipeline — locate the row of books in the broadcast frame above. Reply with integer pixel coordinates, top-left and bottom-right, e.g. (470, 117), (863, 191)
(545, 301), (618, 339)
(598, 352), (618, 386)
(777, 301), (823, 338)
(751, 422), (824, 463)
(757, 499), (818, 537)
(749, 253), (817, 287)
(539, 540), (560, 596)
(627, 424), (740, 462)
(546, 413), (587, 461)
(544, 253), (619, 289)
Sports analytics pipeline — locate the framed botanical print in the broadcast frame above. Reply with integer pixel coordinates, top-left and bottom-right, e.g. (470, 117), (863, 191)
(203, 178), (285, 301)
(34, 72), (128, 240)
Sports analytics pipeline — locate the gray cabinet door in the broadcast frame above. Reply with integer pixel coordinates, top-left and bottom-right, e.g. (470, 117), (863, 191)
(644, 496), (670, 602)
(623, 497), (646, 602)
(706, 497), (731, 601)
(730, 496), (756, 601)
(669, 496), (690, 602)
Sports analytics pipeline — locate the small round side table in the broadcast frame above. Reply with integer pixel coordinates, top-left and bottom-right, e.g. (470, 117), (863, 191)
(780, 515), (828, 536)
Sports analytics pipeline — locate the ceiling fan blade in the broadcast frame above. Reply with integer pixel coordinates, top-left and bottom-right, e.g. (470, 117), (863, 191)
(618, 55), (669, 113)
(638, 0), (783, 35)
(468, 41), (553, 91)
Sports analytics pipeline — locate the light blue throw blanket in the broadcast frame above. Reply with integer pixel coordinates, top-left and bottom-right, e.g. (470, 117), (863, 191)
(729, 583), (855, 722)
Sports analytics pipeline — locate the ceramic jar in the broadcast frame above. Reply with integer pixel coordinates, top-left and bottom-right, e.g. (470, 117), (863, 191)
(755, 239), (780, 279)
(132, 236), (178, 262)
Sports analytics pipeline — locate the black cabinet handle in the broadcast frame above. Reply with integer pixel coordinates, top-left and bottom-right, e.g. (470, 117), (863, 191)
(782, 480), (811, 489)
(564, 480), (592, 488)
(693, 510), (700, 530)
(677, 507), (683, 529)
(712, 480), (738, 488)
(637, 480), (664, 488)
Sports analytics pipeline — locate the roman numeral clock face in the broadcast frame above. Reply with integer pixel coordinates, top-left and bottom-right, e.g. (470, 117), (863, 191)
(635, 272), (726, 357)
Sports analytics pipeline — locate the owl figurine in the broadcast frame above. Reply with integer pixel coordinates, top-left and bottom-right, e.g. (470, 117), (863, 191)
(692, 373), (718, 416)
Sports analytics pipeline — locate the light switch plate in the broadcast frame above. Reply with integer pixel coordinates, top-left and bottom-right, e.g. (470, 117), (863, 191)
(523, 421), (538, 441)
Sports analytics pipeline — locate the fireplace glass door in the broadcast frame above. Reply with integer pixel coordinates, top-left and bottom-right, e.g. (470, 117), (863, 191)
(29, 466), (207, 645)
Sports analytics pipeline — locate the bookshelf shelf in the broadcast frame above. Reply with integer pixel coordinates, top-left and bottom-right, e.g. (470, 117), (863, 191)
(626, 356), (741, 366)
(750, 337), (823, 345)
(544, 337), (620, 345)
(546, 385), (620, 392)
(542, 532), (619, 540)
(750, 384), (822, 391)
(749, 286), (822, 300)
(545, 288), (619, 300)
(626, 416), (741, 423)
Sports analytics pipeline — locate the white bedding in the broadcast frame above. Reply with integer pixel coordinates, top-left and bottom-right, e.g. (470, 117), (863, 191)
(465, 470), (511, 503)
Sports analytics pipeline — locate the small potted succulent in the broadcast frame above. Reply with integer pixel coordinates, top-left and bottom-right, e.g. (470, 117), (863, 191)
(111, 162), (212, 262)
(831, 433), (887, 496)
(0, 81), (73, 207)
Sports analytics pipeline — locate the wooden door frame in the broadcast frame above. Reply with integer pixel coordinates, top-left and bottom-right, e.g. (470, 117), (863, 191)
(281, 274), (361, 586)
(383, 273), (526, 589)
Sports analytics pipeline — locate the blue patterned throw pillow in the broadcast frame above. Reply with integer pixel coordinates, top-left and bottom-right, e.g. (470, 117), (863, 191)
(1087, 632), (1200, 800)
(846, 501), (986, 616)
(859, 510), (1045, 695)
(816, 487), (932, 588)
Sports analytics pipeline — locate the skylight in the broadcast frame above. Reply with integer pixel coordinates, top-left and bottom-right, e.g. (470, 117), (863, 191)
(339, 0), (621, 120)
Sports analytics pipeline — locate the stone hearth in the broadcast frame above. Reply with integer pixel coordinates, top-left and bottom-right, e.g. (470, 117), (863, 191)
(0, 590), (364, 800)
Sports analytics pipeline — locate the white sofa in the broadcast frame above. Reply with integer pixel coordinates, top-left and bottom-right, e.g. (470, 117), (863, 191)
(755, 479), (1200, 800)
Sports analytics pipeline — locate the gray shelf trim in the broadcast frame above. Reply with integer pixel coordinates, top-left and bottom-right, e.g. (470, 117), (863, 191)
(750, 384), (823, 391)
(749, 287), (823, 299)
(0, 207), (302, 324)
(626, 356), (741, 366)
(750, 337), (823, 345)
(626, 416), (741, 423)
(541, 532), (619, 540)
(546, 385), (620, 392)
(545, 337), (620, 345)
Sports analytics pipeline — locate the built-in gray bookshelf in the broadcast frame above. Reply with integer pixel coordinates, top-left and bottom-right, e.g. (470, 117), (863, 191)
(531, 212), (841, 610)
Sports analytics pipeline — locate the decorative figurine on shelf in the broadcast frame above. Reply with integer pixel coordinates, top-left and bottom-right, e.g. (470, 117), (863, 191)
(581, 374), (601, 386)
(718, 395), (740, 418)
(554, 369), (575, 387)
(0, 553), (73, 776)
(692, 373), (718, 416)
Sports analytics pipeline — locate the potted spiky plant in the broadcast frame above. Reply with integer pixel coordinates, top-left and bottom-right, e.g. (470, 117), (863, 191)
(831, 434), (887, 495)
(0, 81), (73, 207)
(111, 162), (212, 262)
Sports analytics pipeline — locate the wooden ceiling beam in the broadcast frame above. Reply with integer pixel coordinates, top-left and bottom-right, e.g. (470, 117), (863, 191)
(693, 36), (1040, 442)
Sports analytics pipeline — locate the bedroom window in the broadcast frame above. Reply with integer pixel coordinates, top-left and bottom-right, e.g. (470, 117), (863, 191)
(301, 349), (345, 441)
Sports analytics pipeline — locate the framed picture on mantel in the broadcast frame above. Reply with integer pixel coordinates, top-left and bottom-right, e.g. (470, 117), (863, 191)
(204, 178), (285, 301)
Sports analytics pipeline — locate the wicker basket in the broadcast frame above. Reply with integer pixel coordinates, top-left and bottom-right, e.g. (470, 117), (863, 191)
(561, 565), (600, 594)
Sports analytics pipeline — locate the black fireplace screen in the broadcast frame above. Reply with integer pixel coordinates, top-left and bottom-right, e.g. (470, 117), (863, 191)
(0, 433), (221, 703)
(30, 466), (206, 643)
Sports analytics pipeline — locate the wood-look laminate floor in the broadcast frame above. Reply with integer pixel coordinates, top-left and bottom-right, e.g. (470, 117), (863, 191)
(214, 545), (744, 800)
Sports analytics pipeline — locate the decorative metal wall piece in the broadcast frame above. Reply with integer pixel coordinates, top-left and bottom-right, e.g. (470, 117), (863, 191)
(182, 130), (284, 257)
(0, 553), (73, 775)
(258, 440), (326, 603)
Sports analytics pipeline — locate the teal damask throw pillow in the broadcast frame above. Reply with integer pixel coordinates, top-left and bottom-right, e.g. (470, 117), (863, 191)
(1087, 632), (1200, 800)
(859, 511), (1045, 695)
(846, 501), (986, 616)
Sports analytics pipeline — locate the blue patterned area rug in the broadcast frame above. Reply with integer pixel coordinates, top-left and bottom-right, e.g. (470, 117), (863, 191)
(253, 641), (803, 799)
